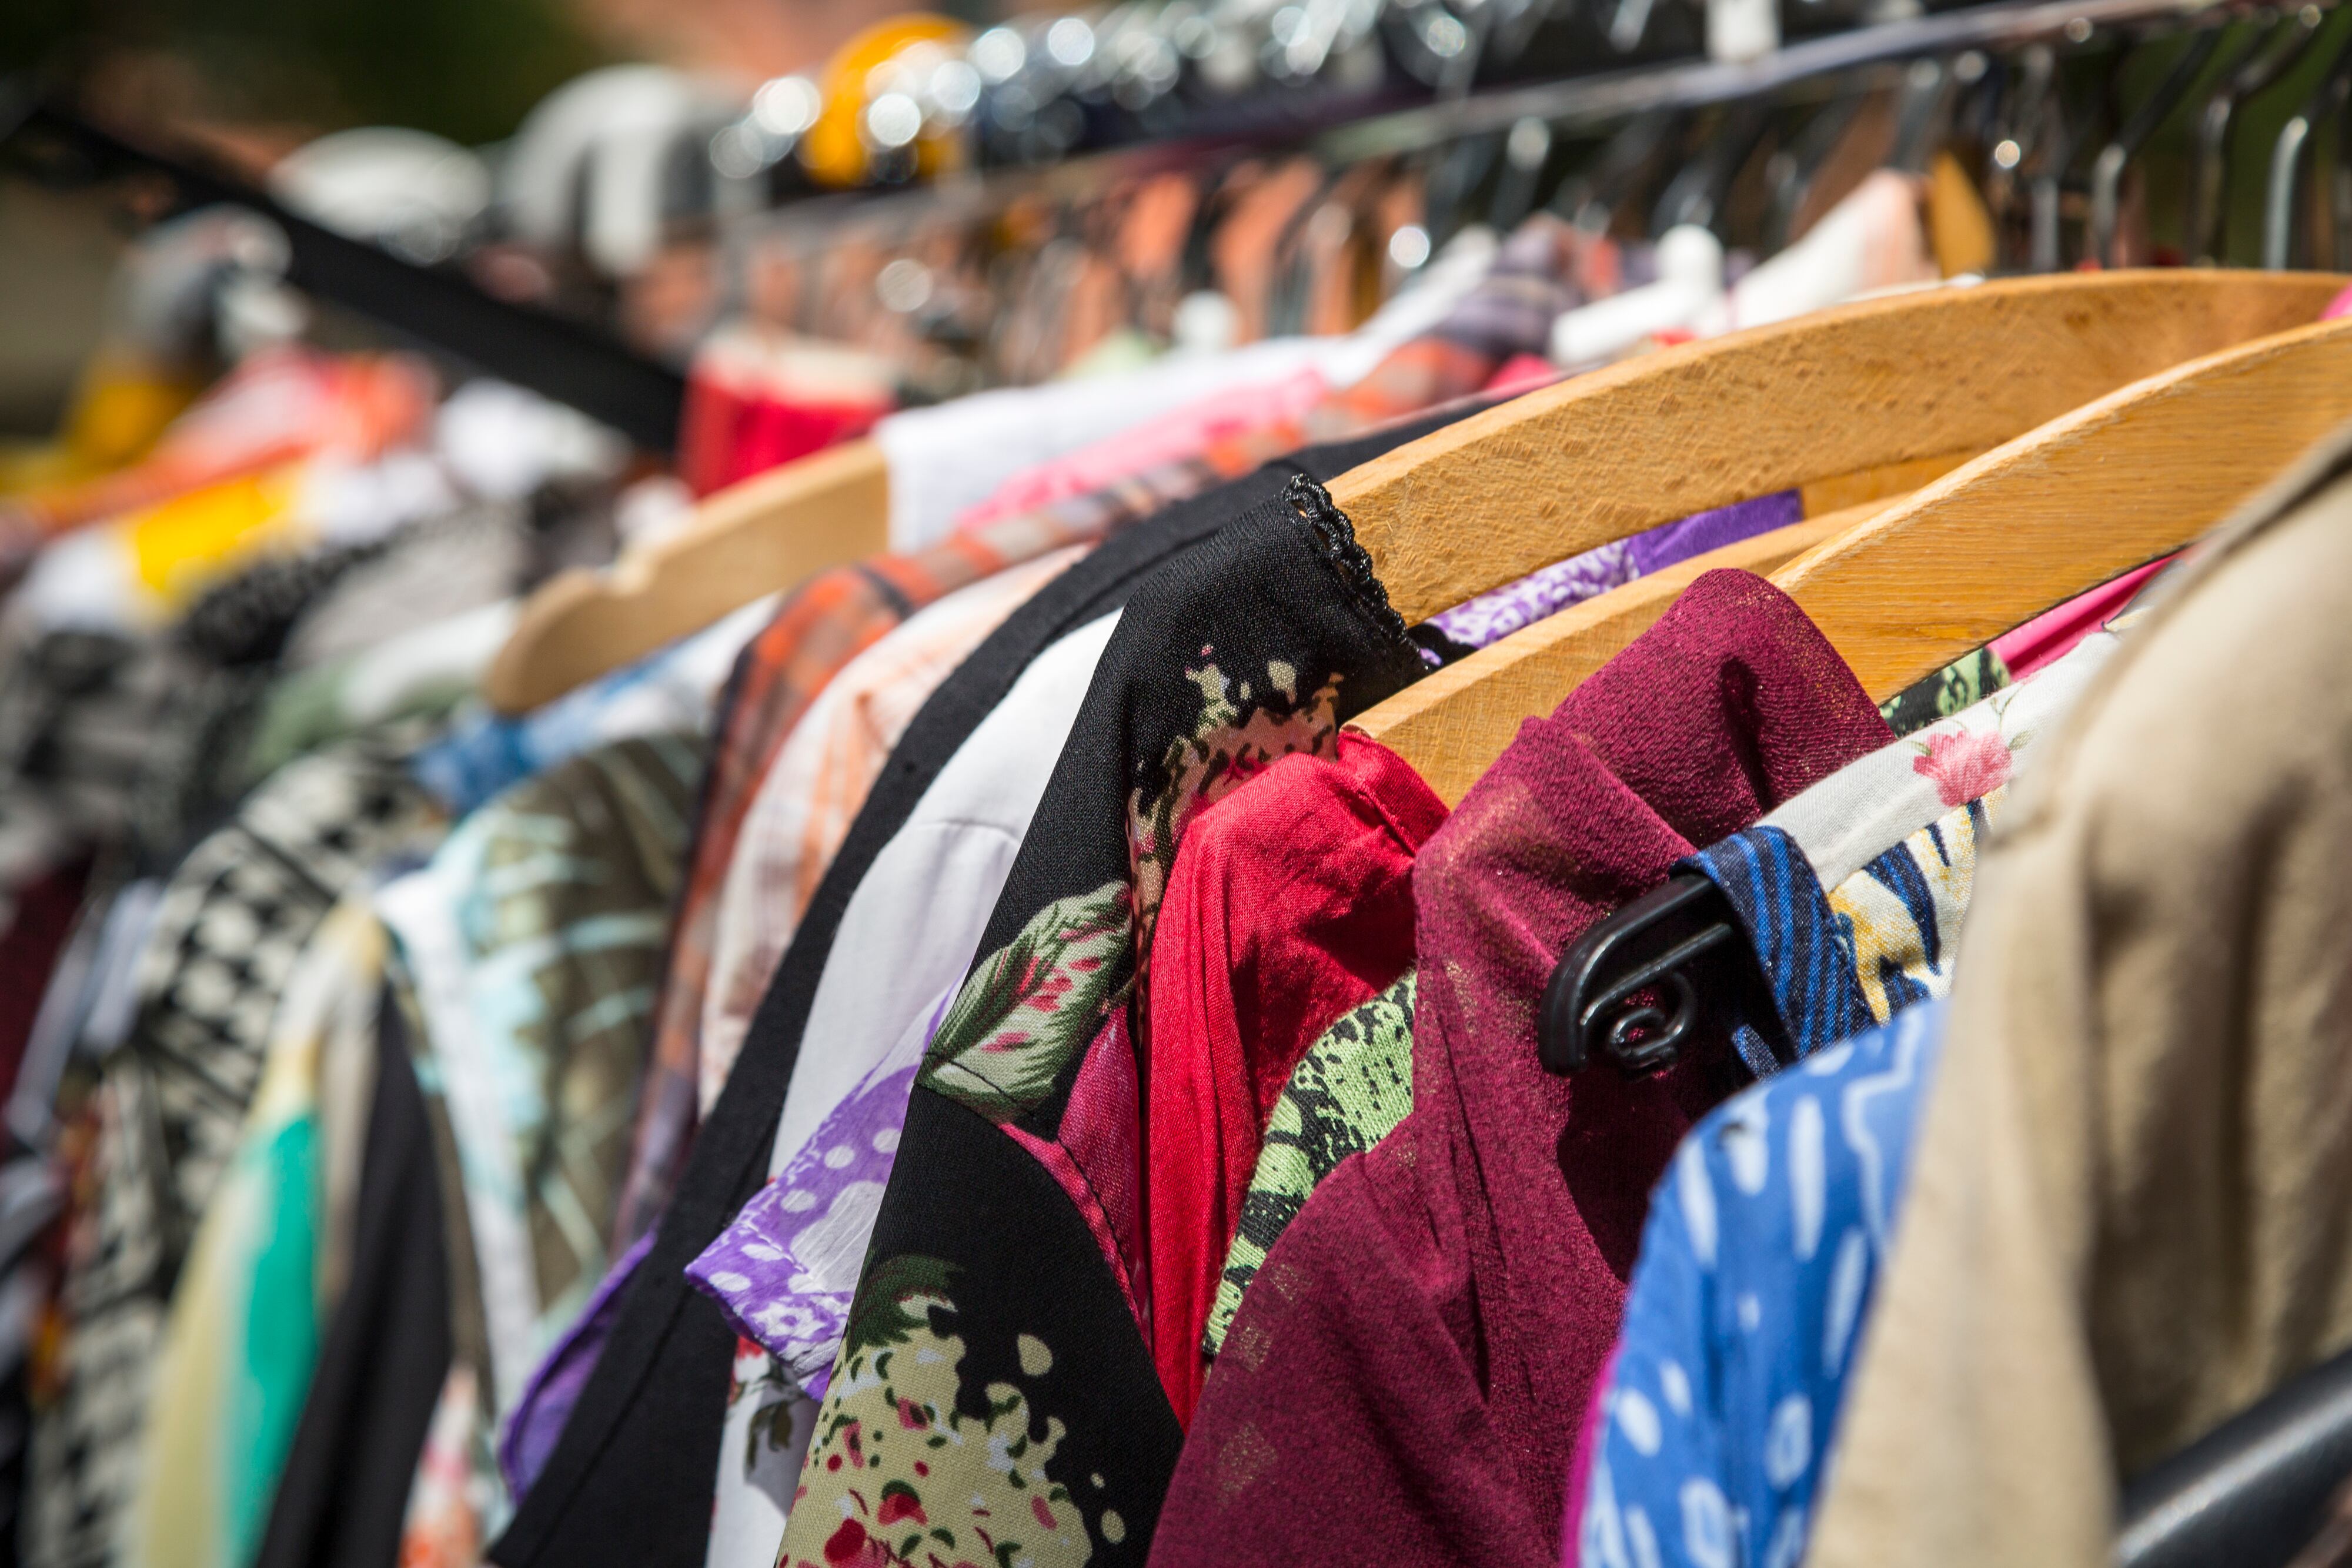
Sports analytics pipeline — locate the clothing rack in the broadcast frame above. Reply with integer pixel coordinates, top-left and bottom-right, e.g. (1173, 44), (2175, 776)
(0, 0), (2249, 457)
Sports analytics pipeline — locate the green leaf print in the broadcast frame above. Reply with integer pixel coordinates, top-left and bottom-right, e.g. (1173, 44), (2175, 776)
(843, 1255), (960, 1355)
(920, 882), (1133, 1122)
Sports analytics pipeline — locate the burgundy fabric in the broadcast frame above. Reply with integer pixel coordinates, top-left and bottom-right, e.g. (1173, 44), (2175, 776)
(1148, 570), (1893, 1568)
(1144, 733), (1448, 1425)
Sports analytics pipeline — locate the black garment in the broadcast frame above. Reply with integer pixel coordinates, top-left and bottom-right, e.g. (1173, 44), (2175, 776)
(488, 406), (1480, 1568)
(252, 997), (449, 1568)
(780, 472), (1426, 1566)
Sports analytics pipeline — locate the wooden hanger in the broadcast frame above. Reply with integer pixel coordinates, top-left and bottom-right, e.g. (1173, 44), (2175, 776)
(482, 437), (888, 714)
(1358, 310), (2352, 803)
(1327, 269), (2346, 629)
(1770, 312), (2352, 693)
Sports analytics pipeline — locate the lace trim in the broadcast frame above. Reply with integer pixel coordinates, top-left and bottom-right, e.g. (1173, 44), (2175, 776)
(1283, 474), (1409, 647)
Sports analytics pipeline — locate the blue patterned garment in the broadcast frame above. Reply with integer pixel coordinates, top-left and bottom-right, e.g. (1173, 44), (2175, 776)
(1573, 999), (1947, 1568)
(1570, 793), (2003, 1568)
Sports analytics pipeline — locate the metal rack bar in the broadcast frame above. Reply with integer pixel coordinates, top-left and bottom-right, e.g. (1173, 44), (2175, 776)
(0, 90), (687, 454)
(1325, 0), (2239, 158)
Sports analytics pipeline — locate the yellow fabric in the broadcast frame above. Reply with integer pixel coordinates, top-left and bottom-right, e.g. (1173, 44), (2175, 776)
(1809, 422), (2352, 1568)
(0, 359), (200, 496)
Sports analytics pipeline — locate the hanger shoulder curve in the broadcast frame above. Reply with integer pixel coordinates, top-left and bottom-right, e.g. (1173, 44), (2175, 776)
(1770, 314), (2352, 701)
(1328, 270), (2347, 625)
(482, 437), (890, 715)
(1348, 497), (1887, 805)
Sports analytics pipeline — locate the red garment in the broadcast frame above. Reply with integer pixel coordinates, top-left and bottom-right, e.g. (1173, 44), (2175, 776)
(1144, 733), (1446, 1424)
(1150, 571), (1894, 1568)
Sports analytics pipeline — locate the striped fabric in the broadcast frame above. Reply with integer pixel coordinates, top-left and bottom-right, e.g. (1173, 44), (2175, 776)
(1681, 794), (2002, 1069)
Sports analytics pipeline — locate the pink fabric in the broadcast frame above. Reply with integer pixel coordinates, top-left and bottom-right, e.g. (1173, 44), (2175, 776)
(2325, 282), (2352, 320)
(1144, 733), (1448, 1426)
(1148, 570), (1893, 1568)
(953, 368), (1329, 530)
(1483, 353), (1565, 399)
(1559, 1342), (1620, 1559)
(1988, 553), (2173, 681)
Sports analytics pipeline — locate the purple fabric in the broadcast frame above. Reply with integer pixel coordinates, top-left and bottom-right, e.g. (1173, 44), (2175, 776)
(499, 1229), (655, 1499)
(686, 1049), (927, 1399)
(1149, 570), (1895, 1568)
(1625, 489), (1802, 573)
(1422, 490), (1800, 660)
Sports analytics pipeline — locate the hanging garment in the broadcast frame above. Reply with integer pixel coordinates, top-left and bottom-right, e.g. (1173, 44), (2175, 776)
(25, 736), (442, 1568)
(621, 239), (1505, 1251)
(131, 894), (391, 1568)
(619, 498), (1149, 1246)
(872, 309), (1465, 553)
(410, 595), (768, 815)
(374, 730), (705, 1529)
(692, 546), (1088, 1110)
(1573, 998), (1950, 1568)
(0, 348), (435, 540)
(1806, 423), (2352, 1568)
(1142, 733), (1444, 1423)
(490, 406), (1494, 1568)
(1194, 629), (2029, 1369)
(687, 611), (1124, 1395)
(1152, 569), (1894, 1568)
(246, 599), (522, 784)
(1419, 492), (1802, 659)
(770, 472), (1446, 1568)
(273, 501), (533, 670)
(1564, 747), (2030, 1568)
(249, 996), (452, 1568)
(1201, 969), (1418, 1362)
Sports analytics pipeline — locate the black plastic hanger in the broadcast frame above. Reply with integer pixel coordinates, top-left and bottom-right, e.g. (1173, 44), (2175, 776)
(1888, 55), (1959, 175)
(1548, 108), (1683, 233)
(1538, 872), (1789, 1078)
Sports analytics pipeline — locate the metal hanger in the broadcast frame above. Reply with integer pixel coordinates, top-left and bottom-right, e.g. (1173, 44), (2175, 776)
(1547, 108), (1685, 231)
(1652, 101), (1772, 233)
(2263, 15), (2352, 268)
(2188, 7), (2328, 265)
(2090, 25), (2243, 267)
(1889, 55), (1960, 173)
(1763, 88), (1869, 250)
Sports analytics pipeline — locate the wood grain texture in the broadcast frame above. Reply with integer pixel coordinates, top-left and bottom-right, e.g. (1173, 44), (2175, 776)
(482, 439), (890, 714)
(1772, 315), (2352, 700)
(1349, 500), (1880, 805)
(1328, 270), (2348, 623)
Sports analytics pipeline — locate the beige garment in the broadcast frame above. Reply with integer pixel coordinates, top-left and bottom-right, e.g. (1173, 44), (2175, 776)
(1809, 423), (2352, 1568)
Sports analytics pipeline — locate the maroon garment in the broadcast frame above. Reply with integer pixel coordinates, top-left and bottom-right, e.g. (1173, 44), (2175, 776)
(0, 858), (88, 1101)
(1145, 733), (1446, 1425)
(1148, 571), (1893, 1568)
